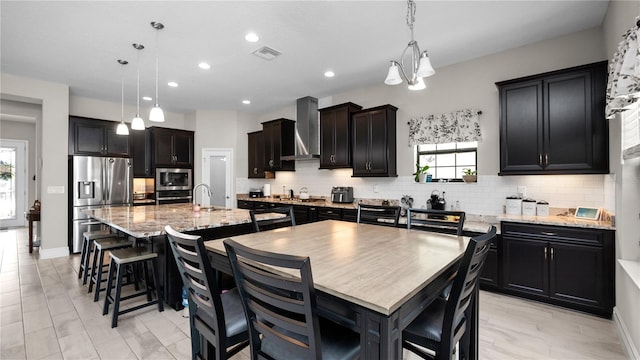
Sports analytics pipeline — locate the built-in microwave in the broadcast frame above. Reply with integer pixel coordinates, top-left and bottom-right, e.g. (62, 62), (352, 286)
(155, 168), (192, 191)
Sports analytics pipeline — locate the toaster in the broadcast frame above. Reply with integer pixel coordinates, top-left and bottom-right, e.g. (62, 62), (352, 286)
(331, 186), (354, 203)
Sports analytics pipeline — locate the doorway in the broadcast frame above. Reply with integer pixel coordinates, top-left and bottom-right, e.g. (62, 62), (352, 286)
(0, 139), (28, 228)
(201, 148), (233, 208)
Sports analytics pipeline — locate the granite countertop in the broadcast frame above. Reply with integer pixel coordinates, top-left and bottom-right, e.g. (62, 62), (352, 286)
(498, 214), (615, 230)
(238, 194), (359, 209)
(84, 204), (281, 238)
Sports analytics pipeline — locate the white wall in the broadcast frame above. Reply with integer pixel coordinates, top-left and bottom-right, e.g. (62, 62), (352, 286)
(237, 27), (608, 216)
(603, 1), (640, 356)
(1, 73), (69, 258)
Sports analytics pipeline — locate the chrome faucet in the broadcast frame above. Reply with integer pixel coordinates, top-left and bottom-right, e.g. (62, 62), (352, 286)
(193, 183), (212, 205)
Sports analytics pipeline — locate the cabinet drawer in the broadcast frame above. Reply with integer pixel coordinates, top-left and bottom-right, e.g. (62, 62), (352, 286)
(237, 200), (254, 210)
(318, 208), (341, 220)
(501, 222), (604, 246)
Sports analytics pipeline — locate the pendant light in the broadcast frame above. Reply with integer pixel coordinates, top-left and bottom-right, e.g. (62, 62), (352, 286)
(384, 0), (435, 90)
(149, 21), (165, 122)
(131, 43), (145, 130)
(116, 59), (130, 135)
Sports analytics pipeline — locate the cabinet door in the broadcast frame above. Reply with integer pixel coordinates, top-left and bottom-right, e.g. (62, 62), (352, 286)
(248, 132), (266, 178)
(367, 110), (388, 175)
(479, 247), (499, 289)
(544, 71), (592, 171)
(352, 113), (370, 175)
(172, 131), (193, 167)
(317, 208), (341, 220)
(263, 122), (278, 170)
(502, 237), (548, 298)
(332, 106), (352, 167)
(499, 80), (544, 173)
(131, 129), (151, 177)
(72, 121), (105, 155)
(105, 126), (130, 156)
(319, 110), (337, 168)
(153, 128), (175, 166)
(237, 200), (254, 209)
(549, 242), (605, 310)
(293, 205), (310, 224)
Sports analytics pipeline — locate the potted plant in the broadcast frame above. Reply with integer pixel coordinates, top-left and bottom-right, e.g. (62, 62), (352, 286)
(413, 163), (430, 182)
(462, 168), (477, 183)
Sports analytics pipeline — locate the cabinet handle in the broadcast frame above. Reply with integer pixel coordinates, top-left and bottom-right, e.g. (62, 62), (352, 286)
(539, 154), (543, 166)
(540, 231), (557, 236)
(545, 153), (549, 166)
(253, 167), (258, 174)
(544, 247), (547, 260)
(269, 159), (274, 167)
(550, 247), (554, 260)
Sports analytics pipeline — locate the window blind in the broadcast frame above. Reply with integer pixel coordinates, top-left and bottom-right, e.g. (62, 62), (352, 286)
(622, 102), (640, 160)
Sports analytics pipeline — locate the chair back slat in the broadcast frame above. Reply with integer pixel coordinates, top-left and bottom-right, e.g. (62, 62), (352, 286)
(441, 226), (497, 357)
(357, 204), (401, 227)
(407, 208), (466, 235)
(224, 238), (323, 359)
(165, 225), (228, 354)
(250, 206), (296, 232)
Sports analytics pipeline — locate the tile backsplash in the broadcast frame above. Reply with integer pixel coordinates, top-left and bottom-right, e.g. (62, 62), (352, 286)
(238, 161), (613, 216)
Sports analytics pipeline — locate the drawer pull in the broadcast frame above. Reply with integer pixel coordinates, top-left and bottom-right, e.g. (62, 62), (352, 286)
(540, 231), (557, 236)
(544, 247), (547, 260)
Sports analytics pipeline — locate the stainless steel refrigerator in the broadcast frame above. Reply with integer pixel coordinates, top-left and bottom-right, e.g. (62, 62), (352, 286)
(69, 156), (132, 253)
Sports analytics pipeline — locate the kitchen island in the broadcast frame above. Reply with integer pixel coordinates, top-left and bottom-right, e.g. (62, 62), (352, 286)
(85, 203), (283, 309)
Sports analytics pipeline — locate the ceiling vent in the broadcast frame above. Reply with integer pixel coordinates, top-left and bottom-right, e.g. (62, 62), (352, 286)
(252, 46), (281, 60)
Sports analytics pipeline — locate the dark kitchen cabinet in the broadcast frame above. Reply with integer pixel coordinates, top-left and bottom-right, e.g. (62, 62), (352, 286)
(151, 127), (194, 167)
(501, 222), (614, 317)
(352, 105), (397, 177)
(131, 129), (152, 177)
(237, 200), (254, 210)
(317, 207), (342, 220)
(262, 118), (295, 171)
(69, 116), (130, 157)
(319, 102), (362, 169)
(496, 61), (608, 175)
(247, 131), (274, 179)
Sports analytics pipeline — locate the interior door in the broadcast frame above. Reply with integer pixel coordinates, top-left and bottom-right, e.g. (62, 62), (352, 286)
(202, 148), (233, 208)
(0, 139), (27, 228)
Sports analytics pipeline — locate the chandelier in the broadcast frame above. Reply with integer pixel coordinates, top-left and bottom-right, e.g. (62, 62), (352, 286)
(384, 0), (435, 90)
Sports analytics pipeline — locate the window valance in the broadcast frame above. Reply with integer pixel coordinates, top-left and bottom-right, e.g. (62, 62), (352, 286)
(606, 18), (640, 119)
(408, 108), (482, 146)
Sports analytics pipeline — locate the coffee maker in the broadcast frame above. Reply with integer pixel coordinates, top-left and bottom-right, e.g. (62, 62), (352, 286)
(427, 191), (446, 219)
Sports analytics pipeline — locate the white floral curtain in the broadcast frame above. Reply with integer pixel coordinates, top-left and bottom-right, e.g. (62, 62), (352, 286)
(606, 18), (640, 119)
(408, 108), (482, 146)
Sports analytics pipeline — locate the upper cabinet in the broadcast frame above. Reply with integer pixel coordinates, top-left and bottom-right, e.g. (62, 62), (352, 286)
(69, 116), (130, 157)
(247, 131), (274, 179)
(352, 105), (398, 177)
(496, 61), (609, 175)
(262, 118), (295, 171)
(131, 129), (152, 177)
(319, 102), (362, 169)
(151, 127), (194, 168)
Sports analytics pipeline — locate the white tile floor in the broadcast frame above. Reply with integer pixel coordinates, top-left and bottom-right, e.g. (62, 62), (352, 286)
(0, 227), (628, 359)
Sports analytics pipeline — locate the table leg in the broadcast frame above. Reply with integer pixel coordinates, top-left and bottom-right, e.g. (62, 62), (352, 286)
(28, 218), (33, 254)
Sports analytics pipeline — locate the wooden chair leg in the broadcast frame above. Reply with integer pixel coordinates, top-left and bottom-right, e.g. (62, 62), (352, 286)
(88, 246), (100, 294)
(103, 258), (116, 316)
(93, 248), (106, 302)
(151, 258), (164, 312)
(111, 262), (124, 328)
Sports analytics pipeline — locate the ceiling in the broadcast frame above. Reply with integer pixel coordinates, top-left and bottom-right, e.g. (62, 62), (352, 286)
(1, 1), (609, 115)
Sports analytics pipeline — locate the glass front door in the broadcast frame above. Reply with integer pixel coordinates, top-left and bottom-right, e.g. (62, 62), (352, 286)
(0, 139), (27, 228)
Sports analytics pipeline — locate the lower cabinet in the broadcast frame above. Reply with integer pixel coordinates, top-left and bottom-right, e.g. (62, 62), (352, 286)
(469, 231), (500, 290)
(501, 222), (614, 317)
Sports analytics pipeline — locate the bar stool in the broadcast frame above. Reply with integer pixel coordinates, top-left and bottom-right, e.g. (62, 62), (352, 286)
(102, 247), (163, 328)
(88, 237), (133, 302)
(78, 230), (114, 286)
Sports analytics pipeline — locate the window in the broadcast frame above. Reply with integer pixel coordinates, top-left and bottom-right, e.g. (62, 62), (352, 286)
(416, 141), (477, 181)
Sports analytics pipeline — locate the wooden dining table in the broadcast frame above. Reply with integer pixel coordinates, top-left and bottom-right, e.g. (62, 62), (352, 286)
(205, 220), (478, 360)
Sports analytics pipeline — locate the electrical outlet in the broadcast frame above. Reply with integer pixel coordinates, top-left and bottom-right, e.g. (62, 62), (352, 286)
(373, 184), (379, 193)
(47, 186), (65, 194)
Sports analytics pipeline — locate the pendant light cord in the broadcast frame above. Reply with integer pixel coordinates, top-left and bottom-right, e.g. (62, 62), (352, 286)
(155, 28), (159, 105)
(136, 49), (140, 114)
(121, 64), (125, 121)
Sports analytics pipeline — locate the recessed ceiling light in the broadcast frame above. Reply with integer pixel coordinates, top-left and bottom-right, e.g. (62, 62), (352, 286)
(245, 32), (259, 43)
(142, 96), (152, 101)
(168, 82), (178, 87)
(242, 99), (251, 105)
(198, 62), (211, 70)
(324, 70), (335, 78)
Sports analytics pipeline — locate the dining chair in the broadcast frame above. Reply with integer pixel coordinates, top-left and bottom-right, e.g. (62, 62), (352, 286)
(249, 205), (296, 232)
(165, 225), (249, 360)
(402, 226), (497, 360)
(356, 203), (401, 227)
(407, 208), (466, 235)
(224, 238), (361, 360)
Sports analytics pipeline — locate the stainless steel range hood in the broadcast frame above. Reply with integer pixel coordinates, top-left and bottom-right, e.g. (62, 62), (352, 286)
(281, 96), (320, 161)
